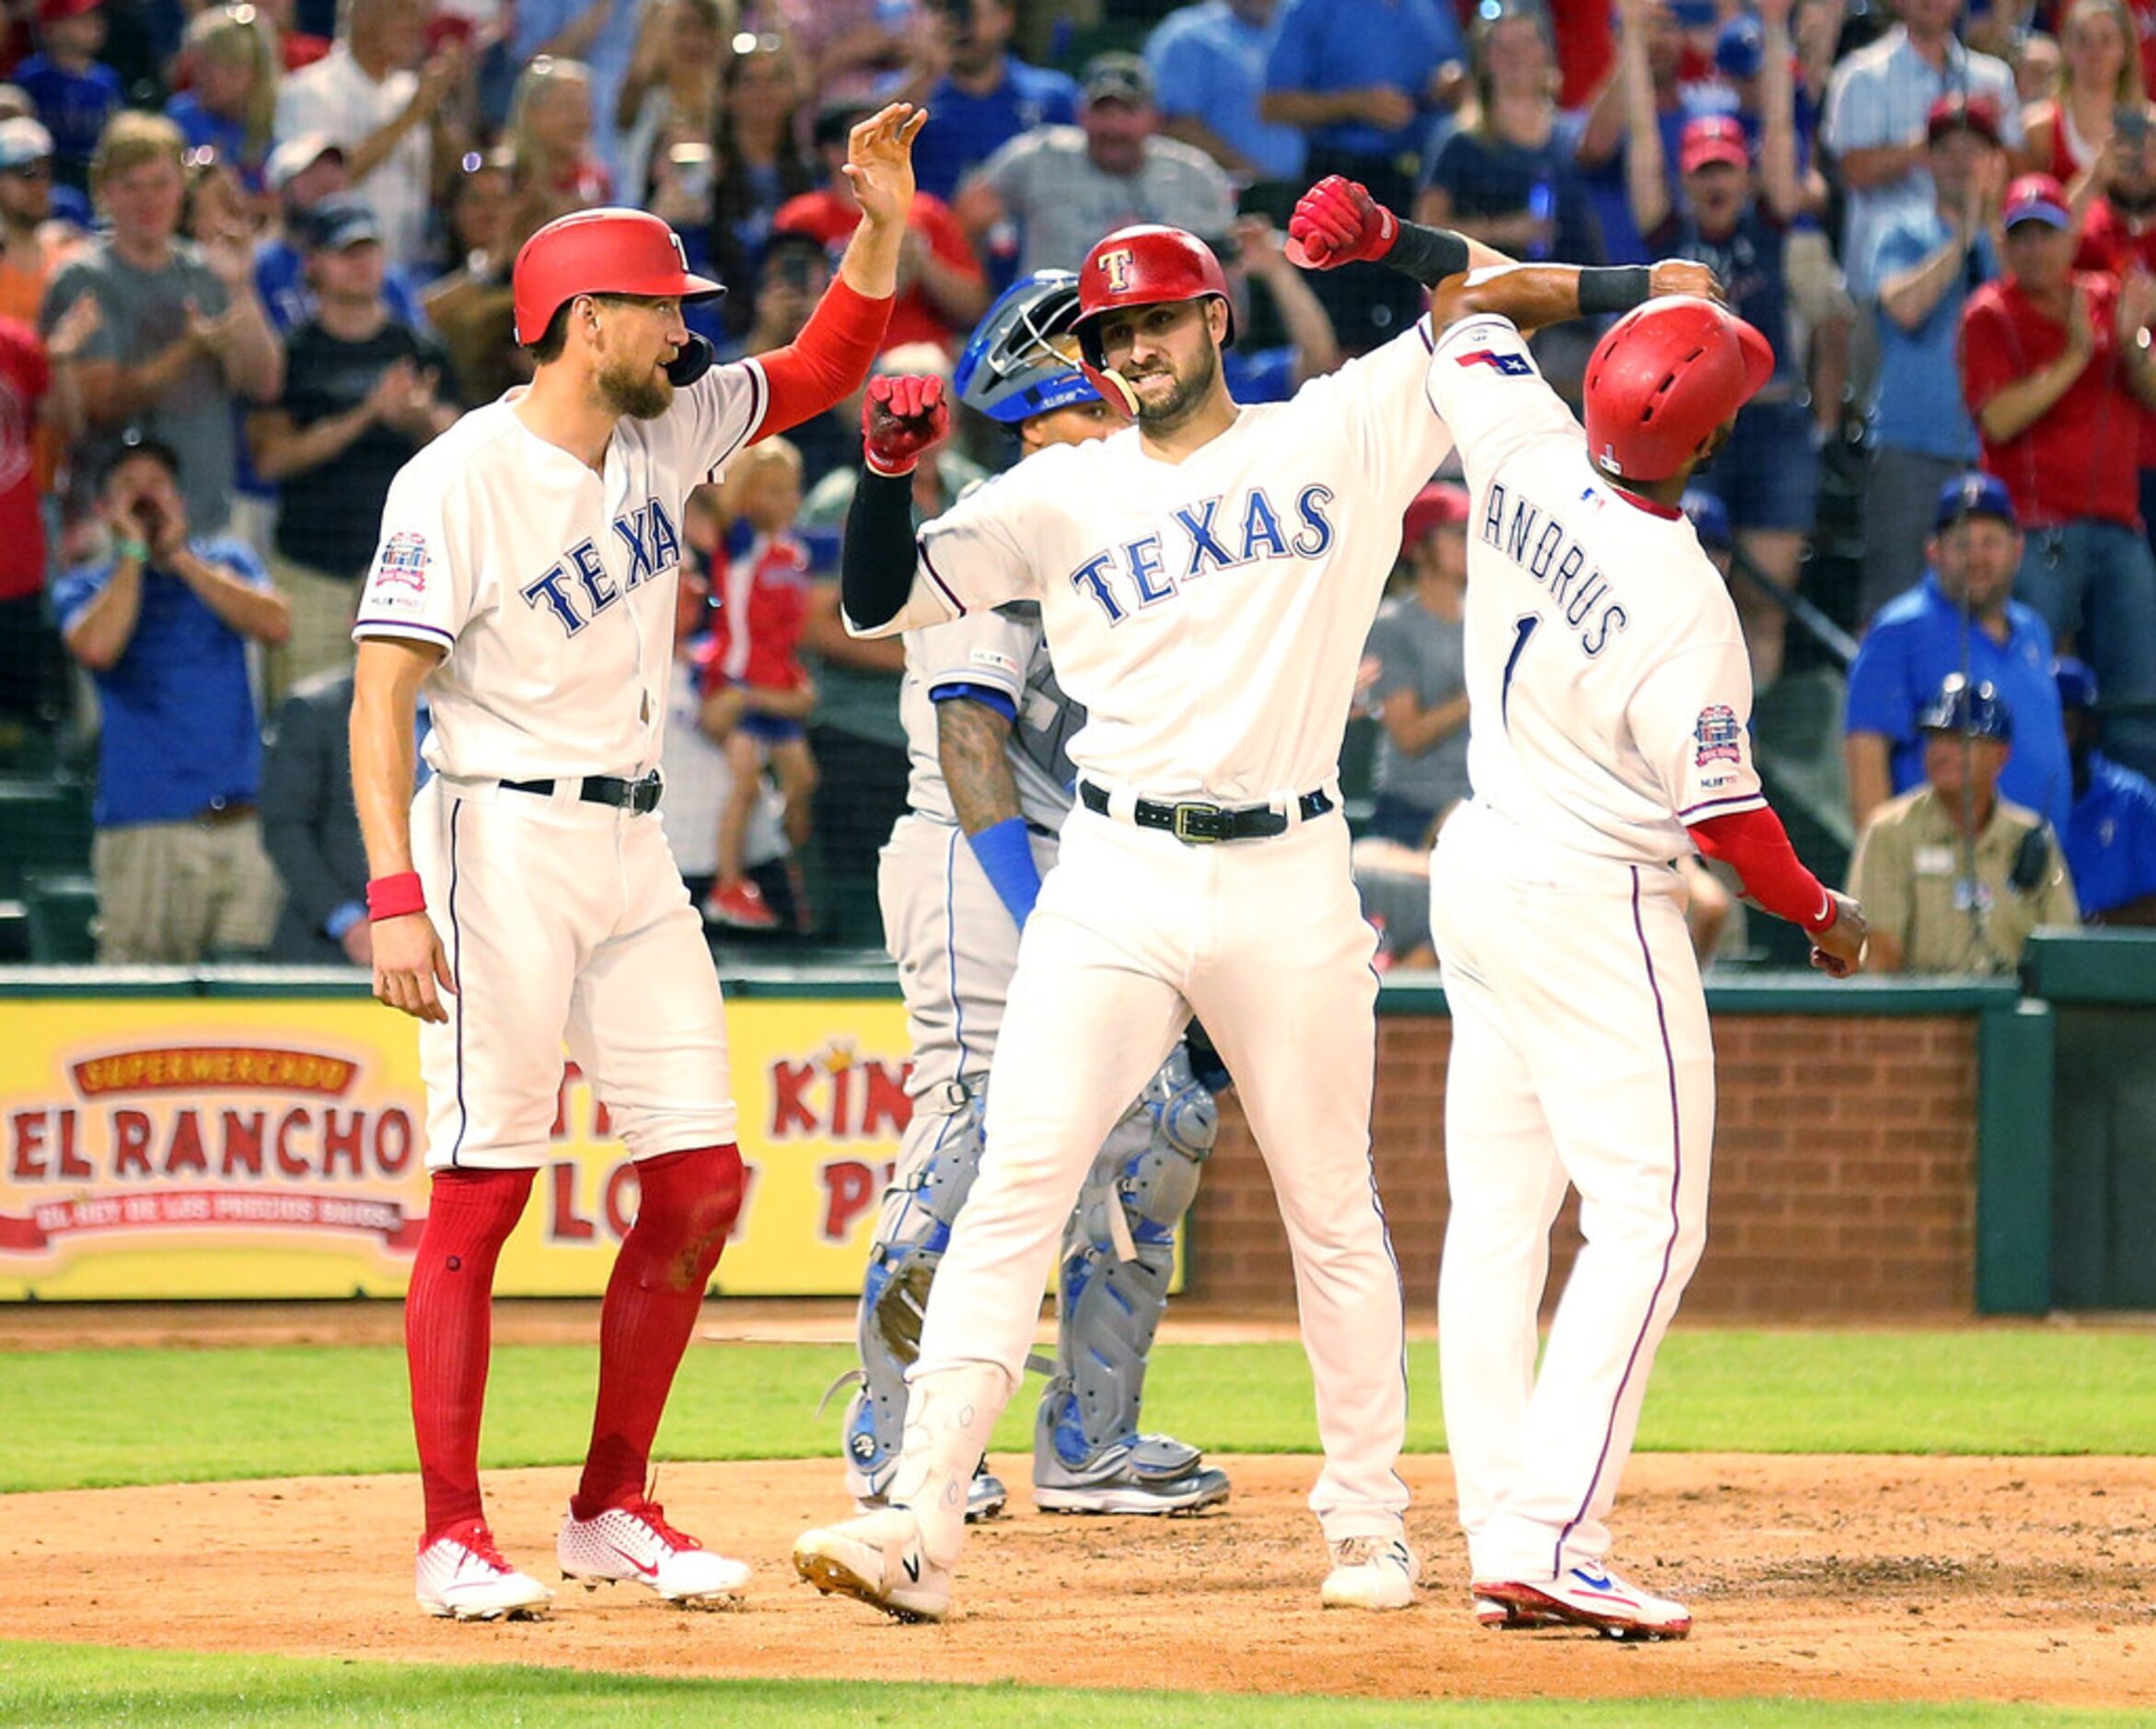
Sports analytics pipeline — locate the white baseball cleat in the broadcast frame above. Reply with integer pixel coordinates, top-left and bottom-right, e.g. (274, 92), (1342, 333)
(794, 1507), (951, 1623)
(557, 1495), (749, 1607)
(1319, 1535), (1418, 1610)
(414, 1520), (554, 1621)
(1472, 1563), (1692, 1641)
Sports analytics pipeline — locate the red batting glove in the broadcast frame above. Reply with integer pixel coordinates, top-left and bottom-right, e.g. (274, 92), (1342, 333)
(863, 374), (949, 476)
(1285, 175), (1400, 271)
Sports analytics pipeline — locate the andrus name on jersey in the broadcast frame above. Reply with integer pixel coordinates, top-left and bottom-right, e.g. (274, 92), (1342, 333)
(1063, 484), (1337, 625)
(520, 499), (685, 637)
(1478, 482), (1628, 656)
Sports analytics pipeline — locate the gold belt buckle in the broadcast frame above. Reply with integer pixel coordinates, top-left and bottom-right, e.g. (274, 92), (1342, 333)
(1171, 801), (1223, 843)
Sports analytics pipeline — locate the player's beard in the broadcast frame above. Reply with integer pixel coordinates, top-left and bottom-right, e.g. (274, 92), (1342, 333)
(597, 350), (674, 421)
(1130, 340), (1220, 434)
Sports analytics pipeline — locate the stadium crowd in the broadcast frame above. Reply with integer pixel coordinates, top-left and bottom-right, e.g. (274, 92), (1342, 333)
(0, 0), (2150, 968)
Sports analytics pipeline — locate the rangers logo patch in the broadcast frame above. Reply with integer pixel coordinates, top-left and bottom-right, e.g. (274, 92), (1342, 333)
(1694, 704), (1743, 766)
(1455, 349), (1533, 376)
(1097, 247), (1135, 293)
(375, 531), (430, 592)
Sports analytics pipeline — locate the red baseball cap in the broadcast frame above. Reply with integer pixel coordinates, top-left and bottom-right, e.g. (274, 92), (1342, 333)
(37, 0), (101, 22)
(1927, 93), (2001, 146)
(1404, 482), (1470, 544)
(1679, 114), (1750, 176)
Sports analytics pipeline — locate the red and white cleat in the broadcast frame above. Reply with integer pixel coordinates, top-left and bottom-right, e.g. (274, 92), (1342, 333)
(701, 880), (779, 930)
(1473, 1563), (1691, 1641)
(557, 1496), (749, 1607)
(414, 1520), (553, 1621)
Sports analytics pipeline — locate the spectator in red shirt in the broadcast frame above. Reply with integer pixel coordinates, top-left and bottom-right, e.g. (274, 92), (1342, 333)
(2076, 100), (2156, 521)
(0, 287), (89, 722)
(1961, 169), (2156, 777)
(700, 436), (819, 932)
(774, 98), (989, 354)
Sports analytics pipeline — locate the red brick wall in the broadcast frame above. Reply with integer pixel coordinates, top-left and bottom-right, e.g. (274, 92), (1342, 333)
(1187, 1014), (1979, 1318)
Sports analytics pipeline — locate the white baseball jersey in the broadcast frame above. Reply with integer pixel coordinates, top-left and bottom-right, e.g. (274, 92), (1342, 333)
(1421, 314), (1766, 864)
(898, 601), (1081, 832)
(864, 321), (1455, 803)
(351, 364), (770, 780)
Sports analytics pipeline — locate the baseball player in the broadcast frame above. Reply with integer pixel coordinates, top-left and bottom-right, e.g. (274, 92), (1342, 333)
(1408, 284), (1869, 1636)
(348, 105), (926, 1621)
(841, 271), (1229, 1524)
(792, 184), (1696, 1622)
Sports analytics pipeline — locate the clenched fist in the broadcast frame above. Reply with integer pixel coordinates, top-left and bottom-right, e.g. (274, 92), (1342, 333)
(863, 373), (950, 476)
(1286, 175), (1399, 271)
(1648, 260), (1727, 306)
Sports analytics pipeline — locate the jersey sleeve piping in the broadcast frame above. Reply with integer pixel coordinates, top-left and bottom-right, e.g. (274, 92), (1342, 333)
(354, 618), (456, 649)
(917, 538), (968, 617)
(1679, 789), (1769, 822)
(928, 680), (1019, 722)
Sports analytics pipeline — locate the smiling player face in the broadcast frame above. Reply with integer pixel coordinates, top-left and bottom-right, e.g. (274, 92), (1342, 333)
(1094, 297), (1227, 431)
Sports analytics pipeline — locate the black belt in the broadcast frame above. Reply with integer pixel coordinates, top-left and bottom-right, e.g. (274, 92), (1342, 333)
(1078, 779), (1333, 844)
(500, 772), (663, 815)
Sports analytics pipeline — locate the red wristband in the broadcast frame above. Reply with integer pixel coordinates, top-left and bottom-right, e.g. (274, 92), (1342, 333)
(366, 872), (426, 922)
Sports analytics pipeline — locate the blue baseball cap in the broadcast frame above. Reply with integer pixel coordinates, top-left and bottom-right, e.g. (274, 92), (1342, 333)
(1715, 15), (1763, 80)
(1935, 470), (2018, 530)
(1681, 487), (1732, 550)
(1919, 673), (2014, 743)
(2055, 656), (2099, 713)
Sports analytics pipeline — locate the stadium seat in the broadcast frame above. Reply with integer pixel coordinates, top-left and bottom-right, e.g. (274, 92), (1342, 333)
(23, 873), (98, 964)
(0, 780), (93, 897)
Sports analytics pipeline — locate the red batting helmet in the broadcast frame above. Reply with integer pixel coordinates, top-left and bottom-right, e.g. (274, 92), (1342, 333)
(1072, 225), (1237, 369)
(512, 207), (724, 347)
(1582, 296), (1774, 483)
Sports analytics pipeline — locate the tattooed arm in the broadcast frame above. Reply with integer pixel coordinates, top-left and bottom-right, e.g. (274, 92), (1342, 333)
(936, 693), (1041, 929)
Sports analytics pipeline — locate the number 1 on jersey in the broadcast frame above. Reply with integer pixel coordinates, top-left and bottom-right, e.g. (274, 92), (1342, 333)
(1501, 613), (1541, 730)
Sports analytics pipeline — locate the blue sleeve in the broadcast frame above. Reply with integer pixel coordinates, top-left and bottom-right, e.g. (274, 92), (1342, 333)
(1042, 73), (1080, 127)
(205, 538), (273, 589)
(929, 680), (1019, 723)
(1843, 627), (1911, 739)
(1264, 0), (1318, 92)
(966, 815), (1042, 930)
(1867, 224), (1933, 306)
(50, 563), (110, 633)
(1146, 17), (1206, 117)
(2126, 783), (2156, 895)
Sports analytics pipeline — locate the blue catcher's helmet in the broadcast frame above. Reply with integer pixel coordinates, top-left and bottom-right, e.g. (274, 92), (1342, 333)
(954, 271), (1106, 425)
(1919, 673), (2014, 743)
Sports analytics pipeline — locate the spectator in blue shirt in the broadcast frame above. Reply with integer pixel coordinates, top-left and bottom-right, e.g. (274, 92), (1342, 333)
(2055, 656), (2156, 923)
(1860, 92), (2004, 624)
(885, 0), (1079, 204)
(17, 0), (123, 194)
(1145, 0), (1307, 188)
(1259, 0), (1465, 352)
(167, 4), (282, 192)
(1628, 0), (1835, 689)
(52, 433), (293, 963)
(1846, 473), (2074, 834)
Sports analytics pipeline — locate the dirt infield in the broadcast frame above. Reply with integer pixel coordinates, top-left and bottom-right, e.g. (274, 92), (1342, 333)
(4, 1452), (2150, 1709)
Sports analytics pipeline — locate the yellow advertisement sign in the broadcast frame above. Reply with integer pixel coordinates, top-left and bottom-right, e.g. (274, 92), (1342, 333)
(0, 996), (912, 1299)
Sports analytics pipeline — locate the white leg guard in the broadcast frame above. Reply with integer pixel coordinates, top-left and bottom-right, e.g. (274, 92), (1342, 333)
(888, 1362), (1013, 1571)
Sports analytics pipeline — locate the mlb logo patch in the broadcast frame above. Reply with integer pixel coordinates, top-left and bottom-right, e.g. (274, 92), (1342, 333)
(1694, 704), (1743, 766)
(1455, 350), (1533, 376)
(375, 531), (430, 592)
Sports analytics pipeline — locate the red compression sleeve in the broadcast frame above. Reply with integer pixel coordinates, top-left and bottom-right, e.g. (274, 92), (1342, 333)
(751, 276), (892, 441)
(1688, 804), (1837, 934)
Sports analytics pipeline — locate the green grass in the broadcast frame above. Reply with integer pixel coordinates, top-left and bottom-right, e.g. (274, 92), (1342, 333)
(0, 1644), (2139, 1728)
(4, 1329), (2152, 1494)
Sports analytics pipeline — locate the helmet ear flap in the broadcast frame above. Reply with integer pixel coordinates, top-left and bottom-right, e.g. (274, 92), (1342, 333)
(1082, 360), (1139, 418)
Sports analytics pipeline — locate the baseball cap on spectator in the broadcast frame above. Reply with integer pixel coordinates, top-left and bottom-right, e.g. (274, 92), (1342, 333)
(1083, 52), (1153, 108)
(1935, 470), (2018, 529)
(2055, 656), (2100, 714)
(99, 427), (181, 488)
(1919, 673), (2014, 742)
(1927, 93), (2001, 147)
(37, 0), (101, 23)
(0, 117), (52, 172)
(1403, 482), (1470, 543)
(1681, 488), (1733, 550)
(1714, 15), (1763, 80)
(2002, 173), (2071, 230)
(300, 195), (379, 250)
(265, 133), (342, 194)
(1679, 115), (1749, 176)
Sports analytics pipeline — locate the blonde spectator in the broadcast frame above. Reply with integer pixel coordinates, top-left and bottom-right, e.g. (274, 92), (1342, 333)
(615, 0), (728, 208)
(507, 54), (610, 231)
(2022, 0), (2142, 207)
(182, 148), (255, 250)
(170, 4), (283, 192)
